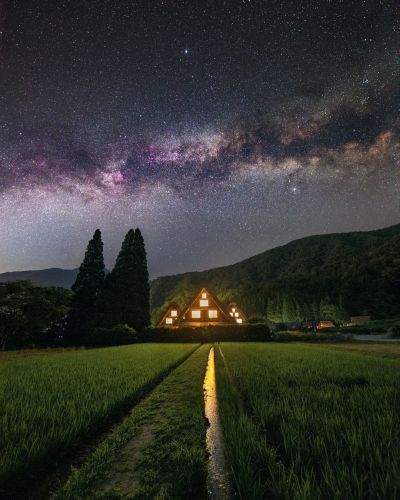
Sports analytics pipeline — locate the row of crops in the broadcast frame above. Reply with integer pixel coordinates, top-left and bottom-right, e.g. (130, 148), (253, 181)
(216, 343), (400, 499)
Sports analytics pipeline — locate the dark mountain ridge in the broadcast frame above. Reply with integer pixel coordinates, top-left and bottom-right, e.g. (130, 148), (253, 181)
(0, 268), (79, 289)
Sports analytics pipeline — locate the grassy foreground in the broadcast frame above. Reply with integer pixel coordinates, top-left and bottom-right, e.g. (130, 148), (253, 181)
(0, 344), (197, 490)
(55, 344), (210, 499)
(216, 342), (400, 499)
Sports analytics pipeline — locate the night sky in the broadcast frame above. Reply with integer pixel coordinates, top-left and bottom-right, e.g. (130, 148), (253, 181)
(0, 0), (399, 277)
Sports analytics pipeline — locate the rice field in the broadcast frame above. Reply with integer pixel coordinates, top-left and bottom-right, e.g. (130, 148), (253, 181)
(215, 343), (400, 499)
(0, 344), (197, 491)
(2, 342), (400, 499)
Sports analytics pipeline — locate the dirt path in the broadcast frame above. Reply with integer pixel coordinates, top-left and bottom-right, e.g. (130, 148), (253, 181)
(96, 422), (156, 494)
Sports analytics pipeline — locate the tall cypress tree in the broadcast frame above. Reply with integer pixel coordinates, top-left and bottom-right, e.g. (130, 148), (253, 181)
(133, 228), (150, 331)
(105, 229), (137, 327)
(104, 228), (150, 331)
(67, 229), (105, 343)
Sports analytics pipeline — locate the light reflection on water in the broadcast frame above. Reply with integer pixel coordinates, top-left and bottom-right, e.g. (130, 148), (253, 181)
(204, 346), (231, 499)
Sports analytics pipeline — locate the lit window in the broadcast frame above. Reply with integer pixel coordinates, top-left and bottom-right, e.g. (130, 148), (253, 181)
(166, 318), (173, 324)
(236, 318), (243, 324)
(208, 310), (218, 318)
(191, 310), (201, 318)
(170, 310), (177, 317)
(232, 308), (236, 313)
(201, 292), (207, 298)
(234, 312), (239, 318)
(200, 299), (209, 307)
(229, 312), (233, 317)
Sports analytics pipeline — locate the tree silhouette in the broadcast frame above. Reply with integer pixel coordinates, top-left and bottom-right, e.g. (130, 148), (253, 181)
(104, 228), (150, 331)
(133, 228), (150, 331)
(105, 229), (137, 327)
(67, 229), (105, 343)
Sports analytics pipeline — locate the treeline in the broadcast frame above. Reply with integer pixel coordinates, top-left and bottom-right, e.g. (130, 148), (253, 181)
(260, 294), (346, 323)
(0, 228), (150, 350)
(0, 281), (70, 350)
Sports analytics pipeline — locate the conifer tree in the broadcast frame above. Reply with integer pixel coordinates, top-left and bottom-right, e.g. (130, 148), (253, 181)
(104, 228), (150, 331)
(267, 293), (282, 323)
(133, 228), (150, 331)
(303, 302), (312, 320)
(295, 300), (302, 321)
(311, 301), (319, 320)
(67, 229), (105, 343)
(282, 296), (290, 322)
(105, 229), (137, 327)
(337, 295), (347, 322)
(319, 297), (325, 319)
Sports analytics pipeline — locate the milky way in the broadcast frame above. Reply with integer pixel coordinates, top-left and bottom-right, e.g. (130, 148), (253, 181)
(0, 0), (399, 276)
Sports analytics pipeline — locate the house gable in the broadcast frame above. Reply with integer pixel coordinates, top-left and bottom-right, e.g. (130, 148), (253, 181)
(227, 302), (247, 325)
(157, 287), (246, 328)
(178, 288), (233, 326)
(157, 303), (181, 327)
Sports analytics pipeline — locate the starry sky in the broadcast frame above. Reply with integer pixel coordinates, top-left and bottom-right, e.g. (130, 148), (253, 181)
(0, 0), (399, 277)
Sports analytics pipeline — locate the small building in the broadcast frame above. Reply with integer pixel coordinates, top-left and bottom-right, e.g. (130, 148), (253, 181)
(350, 315), (371, 326)
(158, 303), (181, 327)
(158, 288), (247, 327)
(317, 320), (335, 329)
(227, 302), (246, 325)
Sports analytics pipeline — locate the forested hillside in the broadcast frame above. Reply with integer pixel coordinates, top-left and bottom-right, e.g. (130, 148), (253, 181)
(150, 224), (400, 323)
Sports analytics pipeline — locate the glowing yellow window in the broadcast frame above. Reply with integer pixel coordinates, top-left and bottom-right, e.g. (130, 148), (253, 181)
(232, 308), (236, 313)
(191, 310), (201, 319)
(165, 318), (173, 324)
(234, 312), (239, 318)
(201, 292), (207, 298)
(199, 299), (209, 307)
(170, 310), (177, 317)
(236, 318), (243, 324)
(229, 312), (234, 317)
(208, 310), (218, 318)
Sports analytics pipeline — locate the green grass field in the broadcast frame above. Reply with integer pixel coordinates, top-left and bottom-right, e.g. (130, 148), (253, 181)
(0, 344), (197, 491)
(216, 343), (400, 499)
(2, 342), (400, 499)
